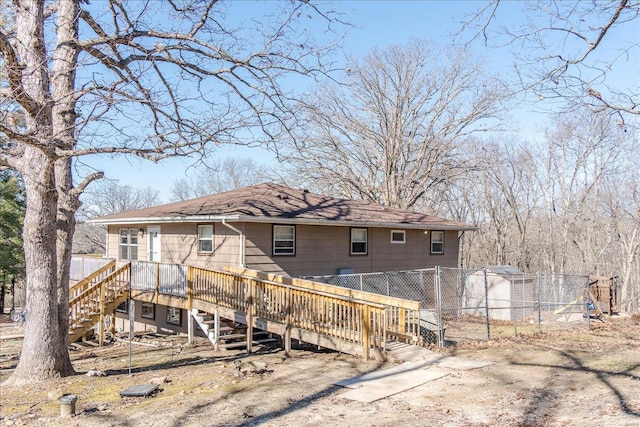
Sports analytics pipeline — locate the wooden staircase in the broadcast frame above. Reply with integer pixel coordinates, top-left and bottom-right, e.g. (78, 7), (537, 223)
(68, 263), (130, 344)
(190, 309), (277, 351)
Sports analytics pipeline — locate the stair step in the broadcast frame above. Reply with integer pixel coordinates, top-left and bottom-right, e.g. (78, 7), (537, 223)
(218, 333), (247, 341)
(218, 338), (278, 350)
(218, 341), (248, 350)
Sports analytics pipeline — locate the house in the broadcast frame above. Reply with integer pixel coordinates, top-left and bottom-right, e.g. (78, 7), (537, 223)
(88, 183), (476, 278)
(87, 183), (475, 336)
(465, 266), (536, 321)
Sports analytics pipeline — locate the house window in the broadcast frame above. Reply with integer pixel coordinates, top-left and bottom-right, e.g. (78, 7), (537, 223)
(141, 302), (155, 320)
(391, 230), (406, 244)
(430, 231), (444, 254)
(273, 225), (295, 255)
(198, 224), (214, 254)
(119, 228), (138, 261)
(167, 307), (181, 326)
(351, 228), (368, 255)
(116, 301), (128, 314)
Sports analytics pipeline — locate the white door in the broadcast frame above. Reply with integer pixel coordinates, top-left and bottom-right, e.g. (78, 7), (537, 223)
(147, 226), (161, 262)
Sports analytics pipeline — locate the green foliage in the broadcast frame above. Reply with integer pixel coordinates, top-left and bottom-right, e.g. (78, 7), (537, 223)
(0, 171), (25, 279)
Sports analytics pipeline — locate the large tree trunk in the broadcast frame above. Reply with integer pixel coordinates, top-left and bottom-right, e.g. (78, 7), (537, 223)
(5, 149), (73, 385)
(55, 159), (77, 376)
(52, 0), (81, 374)
(3, 0), (76, 386)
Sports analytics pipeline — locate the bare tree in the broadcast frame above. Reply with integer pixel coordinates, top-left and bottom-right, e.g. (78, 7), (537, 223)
(79, 181), (161, 218)
(169, 157), (273, 201)
(0, 0), (341, 384)
(462, 0), (640, 120)
(282, 39), (506, 209)
(74, 181), (161, 254)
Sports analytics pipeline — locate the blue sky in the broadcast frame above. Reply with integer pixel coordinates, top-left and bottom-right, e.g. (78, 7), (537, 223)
(79, 1), (639, 201)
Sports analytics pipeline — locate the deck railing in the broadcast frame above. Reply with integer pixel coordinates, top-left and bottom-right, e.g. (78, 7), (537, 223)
(68, 263), (130, 343)
(70, 255), (115, 282)
(190, 267), (391, 353)
(69, 259), (117, 301)
(131, 261), (188, 297)
(123, 262), (421, 358)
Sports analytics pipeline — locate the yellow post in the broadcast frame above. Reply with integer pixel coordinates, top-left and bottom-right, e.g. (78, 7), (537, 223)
(187, 266), (193, 311)
(398, 307), (406, 336)
(246, 278), (254, 355)
(99, 281), (105, 346)
(362, 305), (370, 360)
(284, 287), (292, 355)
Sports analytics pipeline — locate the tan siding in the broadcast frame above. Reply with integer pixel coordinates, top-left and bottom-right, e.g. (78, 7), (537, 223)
(158, 222), (240, 270)
(106, 222), (460, 277)
(244, 224), (460, 277)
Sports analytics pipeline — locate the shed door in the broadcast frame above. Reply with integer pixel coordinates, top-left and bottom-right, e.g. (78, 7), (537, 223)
(147, 226), (161, 262)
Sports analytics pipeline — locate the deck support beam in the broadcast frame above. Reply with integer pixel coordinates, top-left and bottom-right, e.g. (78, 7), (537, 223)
(187, 310), (194, 345)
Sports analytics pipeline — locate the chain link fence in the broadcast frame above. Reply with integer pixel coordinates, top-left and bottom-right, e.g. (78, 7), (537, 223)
(304, 267), (593, 346)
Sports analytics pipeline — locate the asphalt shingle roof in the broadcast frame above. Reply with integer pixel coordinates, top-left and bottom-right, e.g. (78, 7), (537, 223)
(90, 183), (475, 230)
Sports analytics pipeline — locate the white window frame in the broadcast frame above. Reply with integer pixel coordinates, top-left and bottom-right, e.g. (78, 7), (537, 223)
(166, 307), (182, 326)
(350, 228), (368, 255)
(273, 225), (295, 255)
(430, 230), (444, 254)
(391, 230), (406, 244)
(141, 302), (155, 320)
(119, 228), (139, 261)
(198, 224), (214, 254)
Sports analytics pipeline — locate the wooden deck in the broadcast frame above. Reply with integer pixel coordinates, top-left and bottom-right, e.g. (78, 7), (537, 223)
(69, 261), (422, 360)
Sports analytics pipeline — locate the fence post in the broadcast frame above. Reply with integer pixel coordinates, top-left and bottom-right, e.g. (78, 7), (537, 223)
(419, 270), (425, 308)
(513, 277), (518, 337)
(483, 267), (490, 341)
(536, 272), (542, 333)
(435, 266), (444, 347)
(585, 276), (591, 330)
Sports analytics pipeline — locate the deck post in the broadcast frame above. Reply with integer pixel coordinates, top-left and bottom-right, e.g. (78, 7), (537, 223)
(246, 278), (254, 355)
(362, 305), (370, 360)
(187, 310), (194, 345)
(187, 266), (193, 309)
(213, 308), (220, 351)
(155, 262), (160, 304)
(284, 287), (292, 355)
(187, 267), (194, 345)
(99, 280), (106, 346)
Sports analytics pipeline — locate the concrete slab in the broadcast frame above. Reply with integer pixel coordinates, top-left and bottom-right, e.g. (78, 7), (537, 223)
(334, 344), (491, 402)
(338, 366), (449, 403)
(335, 361), (434, 389)
(388, 342), (490, 370)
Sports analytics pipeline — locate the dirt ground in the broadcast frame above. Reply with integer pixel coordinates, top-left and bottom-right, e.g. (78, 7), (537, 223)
(1, 313), (639, 427)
